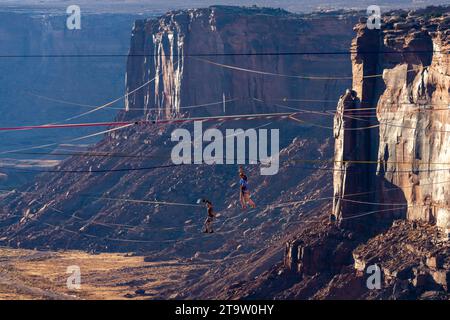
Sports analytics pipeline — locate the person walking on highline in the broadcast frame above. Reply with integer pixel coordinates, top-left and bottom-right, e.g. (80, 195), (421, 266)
(239, 167), (256, 209)
(202, 199), (215, 233)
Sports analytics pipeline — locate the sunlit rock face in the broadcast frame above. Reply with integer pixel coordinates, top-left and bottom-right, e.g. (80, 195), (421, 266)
(124, 6), (359, 120)
(334, 7), (450, 233)
(332, 89), (382, 229)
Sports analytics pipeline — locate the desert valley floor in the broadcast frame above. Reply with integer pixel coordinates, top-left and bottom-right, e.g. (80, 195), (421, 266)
(0, 248), (207, 300)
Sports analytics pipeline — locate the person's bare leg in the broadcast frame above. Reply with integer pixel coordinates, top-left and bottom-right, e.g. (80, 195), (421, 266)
(240, 192), (247, 209)
(245, 193), (256, 208)
(207, 219), (213, 233)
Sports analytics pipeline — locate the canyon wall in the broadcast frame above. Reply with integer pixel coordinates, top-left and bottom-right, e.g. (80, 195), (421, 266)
(333, 7), (450, 233)
(0, 10), (141, 189)
(0, 10), (139, 145)
(124, 6), (358, 120)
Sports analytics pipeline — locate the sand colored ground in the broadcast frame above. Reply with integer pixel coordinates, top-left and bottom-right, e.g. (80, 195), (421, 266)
(0, 247), (208, 300)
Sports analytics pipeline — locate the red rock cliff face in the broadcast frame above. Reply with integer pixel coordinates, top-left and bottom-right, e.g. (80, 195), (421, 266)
(124, 6), (358, 120)
(333, 7), (450, 234)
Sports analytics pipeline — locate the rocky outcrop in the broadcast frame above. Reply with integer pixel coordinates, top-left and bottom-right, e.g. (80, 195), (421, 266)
(284, 219), (357, 276)
(334, 6), (450, 235)
(235, 214), (449, 300)
(332, 89), (384, 229)
(353, 220), (450, 295)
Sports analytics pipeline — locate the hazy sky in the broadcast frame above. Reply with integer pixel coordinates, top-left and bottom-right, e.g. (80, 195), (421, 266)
(2, 0), (450, 14)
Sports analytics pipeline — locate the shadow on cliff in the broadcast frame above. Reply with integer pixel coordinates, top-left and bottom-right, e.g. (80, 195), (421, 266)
(338, 120), (408, 236)
(372, 145), (408, 232)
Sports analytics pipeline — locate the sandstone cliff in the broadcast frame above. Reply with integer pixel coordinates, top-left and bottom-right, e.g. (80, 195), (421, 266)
(333, 6), (450, 234)
(124, 6), (357, 119)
